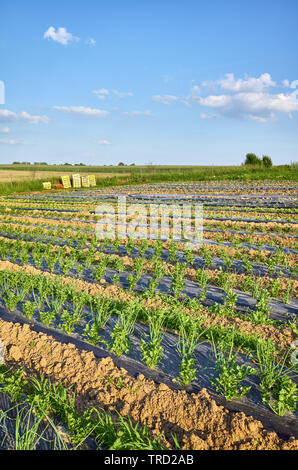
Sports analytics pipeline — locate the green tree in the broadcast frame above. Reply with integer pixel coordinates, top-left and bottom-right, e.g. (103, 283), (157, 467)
(244, 153), (262, 165)
(262, 155), (272, 167)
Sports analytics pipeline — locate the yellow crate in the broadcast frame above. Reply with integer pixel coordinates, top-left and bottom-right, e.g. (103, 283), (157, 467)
(61, 175), (72, 188)
(81, 175), (90, 188)
(89, 175), (96, 187)
(72, 174), (81, 188)
(42, 182), (52, 190)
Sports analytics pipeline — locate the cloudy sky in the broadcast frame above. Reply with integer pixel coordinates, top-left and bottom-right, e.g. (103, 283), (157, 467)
(0, 0), (298, 165)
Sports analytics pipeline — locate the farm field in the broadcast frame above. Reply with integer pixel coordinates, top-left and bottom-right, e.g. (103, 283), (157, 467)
(0, 164), (297, 198)
(0, 180), (297, 450)
(0, 169), (129, 183)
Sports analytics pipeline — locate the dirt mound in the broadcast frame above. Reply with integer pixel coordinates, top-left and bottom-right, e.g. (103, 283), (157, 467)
(0, 318), (297, 450)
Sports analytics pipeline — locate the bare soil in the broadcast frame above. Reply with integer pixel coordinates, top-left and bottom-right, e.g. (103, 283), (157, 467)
(0, 170), (129, 183)
(0, 317), (297, 450)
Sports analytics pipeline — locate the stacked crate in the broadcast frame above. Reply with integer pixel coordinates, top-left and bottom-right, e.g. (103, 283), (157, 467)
(81, 175), (90, 188)
(89, 175), (96, 187)
(72, 174), (82, 188)
(61, 175), (72, 188)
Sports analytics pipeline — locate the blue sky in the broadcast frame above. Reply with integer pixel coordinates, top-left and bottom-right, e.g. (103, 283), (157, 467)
(0, 0), (298, 166)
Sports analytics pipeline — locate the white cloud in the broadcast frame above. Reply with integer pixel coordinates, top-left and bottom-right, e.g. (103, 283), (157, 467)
(203, 73), (276, 93)
(93, 89), (109, 100)
(173, 73), (298, 122)
(148, 73), (298, 121)
(181, 85), (202, 107)
(152, 94), (179, 104)
(180, 100), (191, 107)
(112, 90), (133, 98)
(0, 138), (23, 145)
(0, 127), (10, 133)
(93, 89), (133, 100)
(0, 109), (49, 124)
(86, 37), (96, 46)
(53, 106), (109, 117)
(283, 79), (290, 88)
(190, 85), (201, 94)
(200, 112), (220, 119)
(123, 110), (153, 117)
(95, 140), (111, 145)
(196, 91), (298, 122)
(44, 26), (79, 45)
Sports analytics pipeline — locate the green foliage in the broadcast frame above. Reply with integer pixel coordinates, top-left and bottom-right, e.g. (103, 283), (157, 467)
(256, 341), (297, 416)
(244, 153), (262, 166)
(171, 262), (186, 298)
(210, 332), (257, 401)
(0, 365), (167, 450)
(58, 309), (81, 335)
(174, 317), (203, 386)
(140, 310), (165, 369)
(262, 155), (272, 168)
(110, 305), (137, 356)
(22, 301), (35, 319)
(0, 366), (28, 402)
(3, 291), (19, 311)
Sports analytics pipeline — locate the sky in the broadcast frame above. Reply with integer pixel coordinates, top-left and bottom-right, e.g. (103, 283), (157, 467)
(0, 0), (298, 166)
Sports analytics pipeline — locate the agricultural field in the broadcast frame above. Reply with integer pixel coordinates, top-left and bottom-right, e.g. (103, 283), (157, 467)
(0, 169), (130, 183)
(0, 180), (297, 450)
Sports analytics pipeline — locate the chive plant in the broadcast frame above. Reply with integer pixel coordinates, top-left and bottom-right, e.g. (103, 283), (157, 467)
(58, 309), (81, 335)
(174, 318), (202, 387)
(110, 304), (137, 356)
(140, 310), (165, 369)
(210, 331), (257, 401)
(256, 340), (297, 416)
(171, 262), (186, 299)
(250, 288), (272, 324)
(22, 301), (35, 319)
(83, 298), (112, 345)
(196, 268), (208, 300)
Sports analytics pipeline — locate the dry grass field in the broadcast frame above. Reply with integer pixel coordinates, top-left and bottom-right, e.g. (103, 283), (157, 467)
(0, 169), (129, 183)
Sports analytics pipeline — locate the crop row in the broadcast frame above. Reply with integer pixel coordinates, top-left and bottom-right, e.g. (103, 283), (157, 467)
(0, 364), (165, 450)
(1, 217), (296, 260)
(1, 211), (297, 253)
(3, 206), (297, 234)
(0, 232), (297, 308)
(2, 203), (298, 224)
(1, 238), (297, 350)
(3, 198), (298, 219)
(0, 219), (296, 279)
(0, 268), (297, 418)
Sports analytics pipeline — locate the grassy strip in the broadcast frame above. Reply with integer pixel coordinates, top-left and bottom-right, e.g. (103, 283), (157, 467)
(0, 364), (166, 450)
(0, 178), (61, 196)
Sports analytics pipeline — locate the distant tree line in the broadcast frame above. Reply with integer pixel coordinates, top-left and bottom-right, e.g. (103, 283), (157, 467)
(11, 162), (87, 166)
(243, 153), (272, 167)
